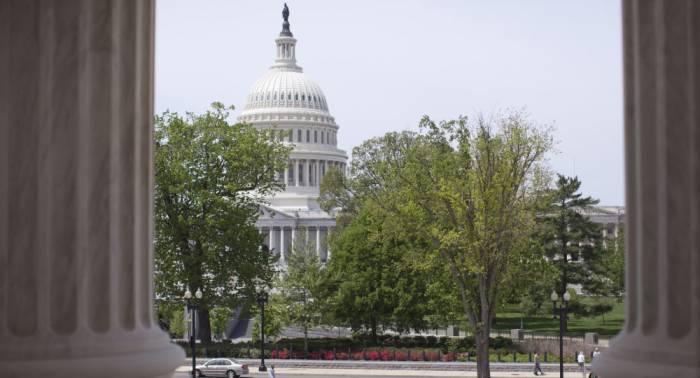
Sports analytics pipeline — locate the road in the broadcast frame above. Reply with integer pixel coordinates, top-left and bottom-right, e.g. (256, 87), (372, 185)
(173, 367), (592, 378)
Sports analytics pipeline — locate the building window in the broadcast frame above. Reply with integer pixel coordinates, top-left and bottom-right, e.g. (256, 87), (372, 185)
(288, 129), (293, 141)
(295, 93), (299, 101)
(314, 130), (318, 143)
(306, 130), (310, 142)
(297, 129), (302, 142)
(321, 131), (324, 143)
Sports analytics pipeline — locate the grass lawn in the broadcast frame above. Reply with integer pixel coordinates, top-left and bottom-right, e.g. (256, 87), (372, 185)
(493, 298), (624, 337)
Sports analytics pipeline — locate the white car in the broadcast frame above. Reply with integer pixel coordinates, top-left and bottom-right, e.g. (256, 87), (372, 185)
(195, 358), (249, 378)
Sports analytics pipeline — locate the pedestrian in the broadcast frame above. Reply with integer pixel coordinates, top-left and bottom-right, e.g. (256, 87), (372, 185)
(588, 348), (601, 378)
(533, 352), (544, 376)
(268, 364), (276, 378)
(577, 351), (586, 378)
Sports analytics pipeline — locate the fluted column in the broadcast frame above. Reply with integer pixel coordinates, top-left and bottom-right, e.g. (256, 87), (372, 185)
(305, 159), (310, 187)
(280, 227), (286, 264)
(0, 1), (183, 377)
(295, 159), (300, 186)
(316, 226), (321, 258)
(594, 1), (700, 377)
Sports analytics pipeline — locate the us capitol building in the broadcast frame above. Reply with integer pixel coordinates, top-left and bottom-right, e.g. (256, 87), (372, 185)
(238, 4), (347, 265)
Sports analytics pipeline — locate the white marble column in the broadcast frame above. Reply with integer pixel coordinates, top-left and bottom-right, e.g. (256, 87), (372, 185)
(327, 227), (332, 260)
(0, 1), (183, 377)
(305, 159), (310, 187)
(280, 227), (286, 264)
(295, 160), (300, 187)
(594, 1), (700, 377)
(284, 167), (288, 187)
(268, 227), (274, 251)
(316, 226), (321, 258)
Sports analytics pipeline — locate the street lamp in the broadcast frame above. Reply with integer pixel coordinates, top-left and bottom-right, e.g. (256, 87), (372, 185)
(551, 290), (571, 378)
(255, 279), (269, 372)
(184, 287), (203, 378)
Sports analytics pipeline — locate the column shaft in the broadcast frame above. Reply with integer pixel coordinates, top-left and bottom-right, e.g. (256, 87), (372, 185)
(594, 1), (700, 377)
(0, 1), (182, 376)
(280, 227), (286, 263)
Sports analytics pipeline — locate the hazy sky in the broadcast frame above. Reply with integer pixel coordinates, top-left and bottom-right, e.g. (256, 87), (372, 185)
(156, 0), (624, 205)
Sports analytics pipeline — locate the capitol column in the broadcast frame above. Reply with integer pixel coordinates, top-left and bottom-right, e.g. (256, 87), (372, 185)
(0, 1), (183, 377)
(295, 159), (300, 186)
(594, 1), (700, 377)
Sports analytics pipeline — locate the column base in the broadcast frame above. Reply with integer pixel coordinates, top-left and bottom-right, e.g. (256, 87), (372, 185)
(593, 331), (700, 378)
(0, 329), (184, 378)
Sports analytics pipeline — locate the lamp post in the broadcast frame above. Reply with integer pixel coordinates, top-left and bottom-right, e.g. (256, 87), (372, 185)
(184, 288), (203, 378)
(255, 279), (269, 372)
(551, 290), (571, 378)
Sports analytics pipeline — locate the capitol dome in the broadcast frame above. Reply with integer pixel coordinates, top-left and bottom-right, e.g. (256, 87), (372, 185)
(245, 4), (347, 268)
(243, 70), (329, 113)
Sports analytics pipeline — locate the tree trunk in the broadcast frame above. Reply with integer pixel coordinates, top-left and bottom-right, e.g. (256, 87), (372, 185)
(475, 326), (491, 378)
(371, 318), (378, 345)
(198, 307), (212, 343)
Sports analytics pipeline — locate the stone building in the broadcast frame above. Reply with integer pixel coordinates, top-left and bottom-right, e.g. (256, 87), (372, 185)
(238, 4), (348, 265)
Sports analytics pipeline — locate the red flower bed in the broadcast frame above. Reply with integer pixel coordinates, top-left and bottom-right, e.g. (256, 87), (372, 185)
(395, 351), (407, 361)
(410, 351), (423, 361)
(309, 351), (320, 360)
(426, 351), (440, 361)
(323, 351), (335, 360)
(380, 349), (391, 361)
(335, 352), (349, 360)
(368, 351), (380, 361)
(352, 351), (364, 360)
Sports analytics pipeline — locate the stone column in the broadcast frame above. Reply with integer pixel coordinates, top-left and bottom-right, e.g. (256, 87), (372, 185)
(284, 166), (288, 187)
(280, 227), (286, 264)
(594, 1), (700, 377)
(316, 226), (321, 258)
(268, 227), (274, 251)
(305, 159), (310, 187)
(327, 227), (332, 260)
(294, 159), (299, 187)
(0, 1), (183, 377)
(291, 227), (296, 256)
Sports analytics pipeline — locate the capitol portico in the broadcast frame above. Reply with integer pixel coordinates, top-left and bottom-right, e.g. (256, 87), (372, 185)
(238, 4), (347, 264)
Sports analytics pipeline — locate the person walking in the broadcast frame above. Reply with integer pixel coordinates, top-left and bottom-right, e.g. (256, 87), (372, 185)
(588, 348), (601, 378)
(577, 351), (586, 378)
(533, 352), (544, 376)
(268, 364), (276, 378)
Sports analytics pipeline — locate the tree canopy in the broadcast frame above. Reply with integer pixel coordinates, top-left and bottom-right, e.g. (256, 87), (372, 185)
(154, 103), (290, 341)
(322, 111), (552, 378)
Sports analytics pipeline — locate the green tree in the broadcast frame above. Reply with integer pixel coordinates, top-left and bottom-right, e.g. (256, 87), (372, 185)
(251, 294), (284, 344)
(538, 175), (611, 325)
(154, 103), (291, 341)
(324, 111), (552, 377)
(169, 308), (187, 339)
(324, 203), (430, 343)
(209, 306), (232, 341)
(603, 226), (625, 297)
(276, 230), (329, 355)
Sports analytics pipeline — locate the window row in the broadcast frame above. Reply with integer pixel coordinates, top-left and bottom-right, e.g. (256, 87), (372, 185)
(270, 127), (338, 146)
(249, 91), (328, 110)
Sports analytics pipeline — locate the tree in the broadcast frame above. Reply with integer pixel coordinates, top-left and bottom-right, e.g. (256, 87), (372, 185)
(324, 111), (552, 377)
(538, 175), (610, 325)
(603, 226), (625, 297)
(276, 230), (329, 355)
(324, 203), (430, 343)
(209, 307), (232, 341)
(154, 103), (290, 341)
(169, 309), (187, 339)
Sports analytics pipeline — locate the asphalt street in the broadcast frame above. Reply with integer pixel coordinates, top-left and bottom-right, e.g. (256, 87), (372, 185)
(173, 368), (592, 378)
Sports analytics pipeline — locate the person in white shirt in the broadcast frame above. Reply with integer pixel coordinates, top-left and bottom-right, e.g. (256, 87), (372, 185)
(268, 364), (276, 378)
(577, 351), (586, 378)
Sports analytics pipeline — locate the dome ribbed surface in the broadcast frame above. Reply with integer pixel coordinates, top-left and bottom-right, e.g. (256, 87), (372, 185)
(243, 69), (329, 112)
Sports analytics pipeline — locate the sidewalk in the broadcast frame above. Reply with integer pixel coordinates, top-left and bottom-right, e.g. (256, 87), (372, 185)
(177, 365), (592, 377)
(180, 359), (594, 374)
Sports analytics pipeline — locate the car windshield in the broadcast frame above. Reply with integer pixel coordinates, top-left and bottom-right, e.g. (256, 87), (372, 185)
(204, 360), (220, 366)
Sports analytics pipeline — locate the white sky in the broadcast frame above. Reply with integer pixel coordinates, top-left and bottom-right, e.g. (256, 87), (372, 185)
(156, 0), (624, 205)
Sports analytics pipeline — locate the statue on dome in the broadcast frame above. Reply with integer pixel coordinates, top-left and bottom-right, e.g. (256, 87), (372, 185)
(282, 3), (289, 22)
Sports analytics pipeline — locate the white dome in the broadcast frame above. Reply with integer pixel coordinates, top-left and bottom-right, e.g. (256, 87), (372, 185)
(243, 69), (329, 113)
